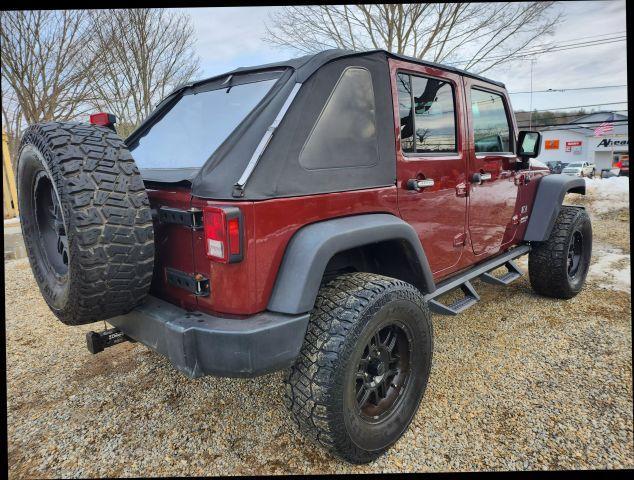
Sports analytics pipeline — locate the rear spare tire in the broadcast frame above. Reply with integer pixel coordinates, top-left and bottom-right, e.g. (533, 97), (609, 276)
(17, 122), (154, 325)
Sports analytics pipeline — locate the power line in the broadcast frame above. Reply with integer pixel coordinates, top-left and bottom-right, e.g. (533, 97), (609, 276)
(445, 36), (626, 66)
(544, 34), (626, 49)
(552, 31), (626, 44)
(451, 36), (626, 66)
(509, 84), (627, 94)
(503, 37), (626, 60)
(525, 101), (628, 113)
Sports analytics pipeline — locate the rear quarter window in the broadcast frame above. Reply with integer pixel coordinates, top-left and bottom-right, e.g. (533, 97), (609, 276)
(299, 67), (378, 170)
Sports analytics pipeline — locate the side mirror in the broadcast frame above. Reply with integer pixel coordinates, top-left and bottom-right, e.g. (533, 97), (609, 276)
(517, 131), (541, 159)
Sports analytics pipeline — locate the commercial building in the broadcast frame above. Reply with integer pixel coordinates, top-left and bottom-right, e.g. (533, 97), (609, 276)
(537, 112), (628, 172)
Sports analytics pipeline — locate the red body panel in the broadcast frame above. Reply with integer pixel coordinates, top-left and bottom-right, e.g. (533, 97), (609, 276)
(147, 58), (549, 318)
(145, 188), (400, 316)
(146, 187), (198, 312)
(250, 187), (399, 315)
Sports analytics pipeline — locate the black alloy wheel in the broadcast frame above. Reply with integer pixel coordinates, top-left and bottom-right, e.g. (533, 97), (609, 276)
(33, 171), (69, 278)
(567, 230), (584, 280)
(355, 323), (411, 422)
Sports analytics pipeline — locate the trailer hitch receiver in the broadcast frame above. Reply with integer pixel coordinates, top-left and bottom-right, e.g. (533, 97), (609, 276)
(86, 327), (133, 354)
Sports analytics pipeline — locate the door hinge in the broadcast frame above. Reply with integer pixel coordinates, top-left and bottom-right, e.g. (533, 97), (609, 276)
(158, 207), (203, 230)
(166, 268), (210, 296)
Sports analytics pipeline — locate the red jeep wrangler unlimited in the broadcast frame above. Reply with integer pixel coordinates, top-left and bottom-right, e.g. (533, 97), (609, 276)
(17, 49), (591, 464)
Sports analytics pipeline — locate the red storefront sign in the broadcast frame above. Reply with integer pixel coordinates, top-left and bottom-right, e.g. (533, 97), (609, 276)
(565, 140), (582, 152)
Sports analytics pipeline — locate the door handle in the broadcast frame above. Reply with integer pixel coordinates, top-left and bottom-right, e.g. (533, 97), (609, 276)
(407, 178), (435, 191)
(471, 172), (492, 184)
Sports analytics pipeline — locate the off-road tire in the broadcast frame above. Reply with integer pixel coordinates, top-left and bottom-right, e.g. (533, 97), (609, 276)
(528, 206), (592, 299)
(17, 122), (154, 325)
(285, 273), (433, 464)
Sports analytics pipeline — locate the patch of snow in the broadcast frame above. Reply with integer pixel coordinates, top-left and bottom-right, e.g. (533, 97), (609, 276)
(583, 176), (630, 214)
(587, 242), (631, 293)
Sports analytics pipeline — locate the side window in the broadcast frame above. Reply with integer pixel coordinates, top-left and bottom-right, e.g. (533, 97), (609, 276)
(471, 89), (512, 153)
(299, 67), (378, 170)
(397, 73), (414, 152)
(396, 73), (457, 154)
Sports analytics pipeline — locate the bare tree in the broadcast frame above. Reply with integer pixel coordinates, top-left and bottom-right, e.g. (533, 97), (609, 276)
(265, 3), (561, 74)
(0, 10), (99, 159)
(86, 9), (200, 137)
(1, 85), (24, 176)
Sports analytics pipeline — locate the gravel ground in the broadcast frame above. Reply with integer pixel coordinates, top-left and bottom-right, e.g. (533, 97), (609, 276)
(6, 183), (633, 477)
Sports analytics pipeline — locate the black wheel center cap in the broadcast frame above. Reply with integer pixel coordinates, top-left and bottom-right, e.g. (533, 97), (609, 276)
(367, 358), (386, 376)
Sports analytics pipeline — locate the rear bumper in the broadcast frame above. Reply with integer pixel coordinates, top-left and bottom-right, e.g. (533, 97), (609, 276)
(108, 296), (310, 378)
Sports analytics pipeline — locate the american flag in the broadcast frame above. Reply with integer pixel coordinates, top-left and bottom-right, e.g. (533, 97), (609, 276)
(594, 121), (614, 136)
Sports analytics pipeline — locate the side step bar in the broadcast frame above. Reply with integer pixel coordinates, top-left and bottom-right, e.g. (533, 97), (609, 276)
(480, 260), (523, 286)
(424, 245), (531, 316)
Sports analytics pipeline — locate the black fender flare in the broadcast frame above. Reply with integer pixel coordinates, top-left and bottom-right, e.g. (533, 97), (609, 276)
(523, 174), (586, 242)
(267, 213), (436, 315)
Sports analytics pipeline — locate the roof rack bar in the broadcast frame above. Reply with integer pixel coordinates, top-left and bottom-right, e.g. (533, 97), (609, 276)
(233, 82), (303, 198)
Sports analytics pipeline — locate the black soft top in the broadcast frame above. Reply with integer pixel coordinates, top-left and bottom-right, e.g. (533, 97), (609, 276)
(170, 48), (504, 92)
(132, 49), (504, 200)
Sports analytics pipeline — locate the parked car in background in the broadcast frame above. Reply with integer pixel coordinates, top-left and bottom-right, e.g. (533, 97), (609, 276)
(546, 160), (565, 174)
(614, 157), (629, 176)
(562, 161), (595, 178)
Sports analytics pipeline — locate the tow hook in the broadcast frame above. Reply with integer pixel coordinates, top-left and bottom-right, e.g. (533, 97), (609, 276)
(86, 327), (134, 354)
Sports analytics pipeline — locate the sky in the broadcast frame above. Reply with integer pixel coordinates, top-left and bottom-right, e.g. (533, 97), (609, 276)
(185, 1), (627, 113)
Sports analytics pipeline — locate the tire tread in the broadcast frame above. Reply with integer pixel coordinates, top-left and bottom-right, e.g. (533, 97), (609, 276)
(285, 272), (431, 464)
(19, 121), (154, 325)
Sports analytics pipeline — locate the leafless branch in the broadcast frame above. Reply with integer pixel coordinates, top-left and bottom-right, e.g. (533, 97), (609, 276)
(84, 9), (200, 136)
(264, 3), (561, 74)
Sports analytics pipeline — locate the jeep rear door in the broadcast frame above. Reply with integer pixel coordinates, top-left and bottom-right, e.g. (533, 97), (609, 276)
(390, 59), (468, 275)
(463, 79), (520, 256)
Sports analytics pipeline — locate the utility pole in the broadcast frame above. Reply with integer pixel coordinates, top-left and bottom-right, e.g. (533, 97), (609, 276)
(529, 58), (536, 129)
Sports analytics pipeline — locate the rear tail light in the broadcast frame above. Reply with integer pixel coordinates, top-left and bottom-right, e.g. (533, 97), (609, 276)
(203, 206), (243, 263)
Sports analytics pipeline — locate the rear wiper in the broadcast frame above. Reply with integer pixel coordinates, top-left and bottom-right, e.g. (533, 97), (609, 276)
(222, 74), (234, 93)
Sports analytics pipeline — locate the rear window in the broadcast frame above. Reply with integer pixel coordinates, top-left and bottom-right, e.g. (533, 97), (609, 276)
(129, 76), (279, 169)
